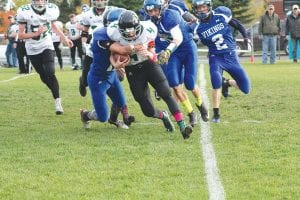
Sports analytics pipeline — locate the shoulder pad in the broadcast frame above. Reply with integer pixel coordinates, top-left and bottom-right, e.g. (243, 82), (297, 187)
(214, 6), (232, 19)
(46, 3), (60, 21)
(106, 21), (120, 41)
(93, 27), (109, 41)
(141, 21), (157, 40)
(161, 9), (181, 31)
(16, 4), (31, 23)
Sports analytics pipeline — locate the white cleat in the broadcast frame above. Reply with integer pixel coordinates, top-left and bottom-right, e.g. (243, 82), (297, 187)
(55, 98), (64, 115)
(109, 120), (129, 129)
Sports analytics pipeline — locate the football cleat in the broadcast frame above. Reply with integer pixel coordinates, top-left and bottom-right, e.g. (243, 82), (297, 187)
(124, 115), (135, 126)
(212, 114), (220, 123)
(188, 111), (197, 127)
(79, 76), (87, 97)
(196, 103), (209, 122)
(180, 125), (193, 139)
(80, 109), (91, 129)
(108, 119), (129, 129)
(161, 111), (175, 132)
(54, 98), (63, 115)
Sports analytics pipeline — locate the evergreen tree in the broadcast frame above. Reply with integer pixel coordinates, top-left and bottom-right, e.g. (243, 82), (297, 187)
(109, 0), (143, 13)
(58, 0), (73, 23)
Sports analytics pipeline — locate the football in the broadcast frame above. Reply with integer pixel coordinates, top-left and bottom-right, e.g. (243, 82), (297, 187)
(113, 54), (130, 62)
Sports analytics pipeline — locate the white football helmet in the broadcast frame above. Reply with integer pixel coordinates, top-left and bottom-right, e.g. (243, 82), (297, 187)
(31, 0), (48, 12)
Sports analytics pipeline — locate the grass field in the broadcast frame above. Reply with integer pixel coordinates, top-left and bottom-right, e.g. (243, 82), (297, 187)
(0, 61), (299, 199)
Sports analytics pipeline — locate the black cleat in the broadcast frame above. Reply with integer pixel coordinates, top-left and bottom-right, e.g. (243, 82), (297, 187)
(124, 115), (135, 126)
(79, 76), (87, 97)
(188, 111), (197, 127)
(161, 111), (175, 132)
(180, 125), (193, 139)
(196, 103), (209, 122)
(80, 109), (91, 129)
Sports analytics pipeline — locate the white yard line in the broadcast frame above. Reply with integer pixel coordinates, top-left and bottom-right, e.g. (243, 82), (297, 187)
(0, 73), (36, 84)
(199, 64), (225, 200)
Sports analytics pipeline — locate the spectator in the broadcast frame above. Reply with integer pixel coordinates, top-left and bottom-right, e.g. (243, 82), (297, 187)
(5, 15), (18, 68)
(286, 4), (300, 63)
(258, 4), (281, 64)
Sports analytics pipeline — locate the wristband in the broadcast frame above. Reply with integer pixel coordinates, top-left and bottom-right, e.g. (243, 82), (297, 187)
(166, 42), (177, 53)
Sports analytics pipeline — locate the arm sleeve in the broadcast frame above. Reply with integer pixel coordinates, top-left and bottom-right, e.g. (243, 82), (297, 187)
(258, 16), (263, 35)
(229, 18), (247, 38)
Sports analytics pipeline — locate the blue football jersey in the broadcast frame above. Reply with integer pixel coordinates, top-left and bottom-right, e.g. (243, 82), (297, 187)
(196, 6), (236, 54)
(90, 27), (113, 77)
(153, 9), (193, 52)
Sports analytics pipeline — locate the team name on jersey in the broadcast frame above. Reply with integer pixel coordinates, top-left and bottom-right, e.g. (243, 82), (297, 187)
(201, 23), (225, 38)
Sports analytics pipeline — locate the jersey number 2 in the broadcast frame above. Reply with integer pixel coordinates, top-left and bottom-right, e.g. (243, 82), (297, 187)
(212, 34), (228, 50)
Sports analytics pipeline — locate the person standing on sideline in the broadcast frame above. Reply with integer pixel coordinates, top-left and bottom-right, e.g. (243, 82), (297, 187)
(65, 14), (84, 70)
(286, 4), (300, 63)
(17, 0), (73, 115)
(258, 4), (280, 64)
(5, 15), (18, 68)
(192, 0), (251, 123)
(51, 20), (64, 70)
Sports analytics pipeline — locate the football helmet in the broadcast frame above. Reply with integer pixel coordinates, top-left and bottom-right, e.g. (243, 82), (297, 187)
(81, 4), (90, 12)
(143, 0), (163, 13)
(92, 0), (109, 9)
(31, 0), (48, 12)
(103, 8), (126, 27)
(192, 0), (212, 20)
(118, 10), (142, 41)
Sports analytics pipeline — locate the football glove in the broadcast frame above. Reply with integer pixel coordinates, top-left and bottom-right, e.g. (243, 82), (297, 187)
(157, 49), (171, 65)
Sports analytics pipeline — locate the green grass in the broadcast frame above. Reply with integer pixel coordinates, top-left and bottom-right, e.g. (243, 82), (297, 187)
(0, 61), (299, 199)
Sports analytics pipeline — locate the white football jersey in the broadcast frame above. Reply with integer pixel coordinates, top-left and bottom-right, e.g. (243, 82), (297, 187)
(65, 21), (81, 40)
(51, 20), (63, 42)
(81, 6), (114, 34)
(17, 3), (59, 55)
(107, 20), (158, 65)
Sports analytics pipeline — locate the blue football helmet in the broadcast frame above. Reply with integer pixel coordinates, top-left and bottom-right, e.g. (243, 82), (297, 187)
(103, 7), (126, 27)
(192, 0), (212, 20)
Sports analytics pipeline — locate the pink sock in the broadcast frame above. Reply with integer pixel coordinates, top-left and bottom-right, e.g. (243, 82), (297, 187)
(173, 111), (183, 122)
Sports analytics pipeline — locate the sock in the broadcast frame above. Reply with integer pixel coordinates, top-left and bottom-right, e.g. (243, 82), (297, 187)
(87, 110), (98, 120)
(195, 97), (203, 107)
(213, 108), (219, 117)
(173, 111), (184, 122)
(177, 120), (186, 130)
(181, 99), (193, 114)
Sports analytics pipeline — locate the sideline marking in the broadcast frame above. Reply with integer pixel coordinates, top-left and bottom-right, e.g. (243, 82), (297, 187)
(199, 64), (225, 200)
(0, 73), (36, 84)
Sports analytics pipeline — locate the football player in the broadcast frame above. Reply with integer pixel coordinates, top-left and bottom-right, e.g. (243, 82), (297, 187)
(78, 0), (114, 97)
(107, 10), (193, 139)
(144, 0), (209, 127)
(17, 0), (73, 115)
(80, 8), (135, 129)
(192, 0), (251, 123)
(65, 14), (84, 70)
